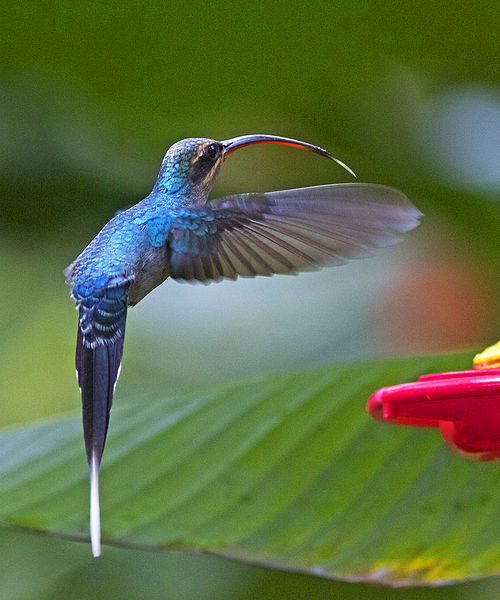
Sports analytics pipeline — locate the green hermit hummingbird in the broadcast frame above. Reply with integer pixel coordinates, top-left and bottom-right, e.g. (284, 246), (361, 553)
(65, 133), (422, 555)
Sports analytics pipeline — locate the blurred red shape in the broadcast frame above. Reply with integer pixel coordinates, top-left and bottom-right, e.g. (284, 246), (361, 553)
(367, 368), (500, 461)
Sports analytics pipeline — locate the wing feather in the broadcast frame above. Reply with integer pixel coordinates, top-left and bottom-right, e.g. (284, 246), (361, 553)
(166, 183), (422, 282)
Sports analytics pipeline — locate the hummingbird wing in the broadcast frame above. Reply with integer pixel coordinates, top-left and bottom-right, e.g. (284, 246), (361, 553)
(166, 183), (422, 282)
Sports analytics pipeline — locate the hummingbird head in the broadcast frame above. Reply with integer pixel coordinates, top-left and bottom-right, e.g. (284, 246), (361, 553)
(153, 134), (356, 204)
(152, 137), (224, 202)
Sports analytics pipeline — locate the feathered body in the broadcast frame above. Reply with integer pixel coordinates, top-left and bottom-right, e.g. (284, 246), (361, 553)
(66, 135), (422, 556)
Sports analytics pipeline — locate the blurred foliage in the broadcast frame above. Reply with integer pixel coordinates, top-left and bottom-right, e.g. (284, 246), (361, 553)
(2, 353), (500, 586)
(1, 0), (499, 598)
(3, 527), (500, 600)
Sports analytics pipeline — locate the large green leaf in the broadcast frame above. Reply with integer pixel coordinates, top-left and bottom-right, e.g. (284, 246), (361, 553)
(1, 353), (499, 586)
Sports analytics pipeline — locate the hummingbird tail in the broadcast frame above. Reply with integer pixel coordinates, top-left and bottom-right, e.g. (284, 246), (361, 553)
(75, 292), (128, 556)
(76, 321), (125, 465)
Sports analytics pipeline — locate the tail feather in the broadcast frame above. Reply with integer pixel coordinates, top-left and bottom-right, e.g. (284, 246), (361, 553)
(90, 450), (101, 557)
(76, 322), (125, 464)
(75, 284), (128, 557)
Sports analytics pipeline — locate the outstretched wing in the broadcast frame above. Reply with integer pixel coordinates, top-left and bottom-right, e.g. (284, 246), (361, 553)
(166, 183), (422, 283)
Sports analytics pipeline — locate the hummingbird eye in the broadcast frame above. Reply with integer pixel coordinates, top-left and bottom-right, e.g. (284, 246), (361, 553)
(204, 143), (219, 161)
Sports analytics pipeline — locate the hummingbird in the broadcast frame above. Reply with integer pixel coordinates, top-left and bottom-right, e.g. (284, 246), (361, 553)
(65, 134), (422, 556)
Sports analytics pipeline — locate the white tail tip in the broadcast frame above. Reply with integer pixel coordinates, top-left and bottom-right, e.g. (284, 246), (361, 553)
(90, 451), (101, 557)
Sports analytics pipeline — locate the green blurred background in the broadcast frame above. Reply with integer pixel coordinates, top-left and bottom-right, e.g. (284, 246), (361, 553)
(1, 1), (499, 598)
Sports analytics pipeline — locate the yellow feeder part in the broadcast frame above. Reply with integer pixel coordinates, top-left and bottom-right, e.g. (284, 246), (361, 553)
(474, 340), (500, 370)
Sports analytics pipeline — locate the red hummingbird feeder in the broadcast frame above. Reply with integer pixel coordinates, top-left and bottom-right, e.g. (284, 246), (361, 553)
(367, 342), (500, 461)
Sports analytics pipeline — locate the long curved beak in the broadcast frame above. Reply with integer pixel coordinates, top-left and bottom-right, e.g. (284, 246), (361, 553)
(221, 134), (356, 178)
